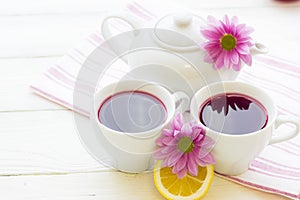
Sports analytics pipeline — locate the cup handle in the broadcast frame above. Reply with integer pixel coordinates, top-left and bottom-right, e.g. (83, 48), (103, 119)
(172, 91), (190, 113)
(250, 42), (268, 56)
(269, 115), (300, 145)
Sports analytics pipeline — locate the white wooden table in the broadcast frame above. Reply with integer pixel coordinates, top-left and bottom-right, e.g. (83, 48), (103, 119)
(0, 0), (299, 199)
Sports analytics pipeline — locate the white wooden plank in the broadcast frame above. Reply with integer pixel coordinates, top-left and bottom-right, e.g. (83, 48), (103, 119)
(0, 14), (106, 58)
(0, 110), (104, 175)
(0, 57), (66, 111)
(0, 0), (125, 15)
(0, 172), (289, 200)
(175, 0), (300, 9)
(0, 0), (299, 16)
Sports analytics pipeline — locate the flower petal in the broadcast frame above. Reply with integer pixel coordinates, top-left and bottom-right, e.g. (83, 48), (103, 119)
(161, 145), (176, 155)
(231, 16), (239, 25)
(216, 26), (226, 35)
(194, 134), (204, 143)
(200, 136), (215, 149)
(172, 154), (187, 173)
(232, 59), (242, 71)
(167, 151), (184, 167)
(155, 137), (165, 146)
(240, 54), (252, 66)
(194, 147), (211, 159)
(207, 15), (219, 26)
(171, 113), (183, 130)
(236, 44), (250, 55)
(162, 159), (168, 167)
(197, 153), (216, 167)
(236, 36), (252, 44)
(190, 129), (200, 140)
(177, 153), (188, 166)
(223, 15), (230, 26)
(241, 26), (254, 35)
(214, 51), (225, 69)
(187, 156), (199, 176)
(220, 21), (230, 33)
(192, 126), (205, 141)
(199, 153), (216, 165)
(224, 51), (231, 68)
(204, 53), (213, 63)
(153, 148), (168, 160)
(162, 136), (177, 146)
(200, 29), (222, 40)
(205, 45), (222, 61)
(192, 148), (215, 166)
(162, 129), (173, 137)
(236, 24), (246, 35)
(176, 167), (188, 179)
(181, 123), (193, 136)
(173, 130), (180, 136)
(230, 50), (239, 64)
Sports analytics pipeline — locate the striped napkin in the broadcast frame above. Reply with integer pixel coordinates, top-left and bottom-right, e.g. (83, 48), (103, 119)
(31, 2), (300, 199)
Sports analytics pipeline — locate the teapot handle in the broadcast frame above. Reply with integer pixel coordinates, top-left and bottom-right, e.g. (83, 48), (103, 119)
(250, 42), (268, 56)
(101, 13), (142, 63)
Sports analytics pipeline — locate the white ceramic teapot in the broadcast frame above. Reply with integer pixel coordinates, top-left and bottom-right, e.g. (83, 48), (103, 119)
(101, 12), (268, 98)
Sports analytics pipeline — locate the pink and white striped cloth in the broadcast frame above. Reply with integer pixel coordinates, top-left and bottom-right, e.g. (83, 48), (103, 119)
(31, 2), (300, 199)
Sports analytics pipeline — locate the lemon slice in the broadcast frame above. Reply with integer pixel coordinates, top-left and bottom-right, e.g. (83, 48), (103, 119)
(154, 161), (214, 200)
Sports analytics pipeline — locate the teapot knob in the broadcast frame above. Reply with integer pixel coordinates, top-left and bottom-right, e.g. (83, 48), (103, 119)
(173, 13), (192, 27)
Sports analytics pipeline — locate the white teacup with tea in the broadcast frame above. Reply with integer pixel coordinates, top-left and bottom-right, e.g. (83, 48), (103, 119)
(93, 80), (189, 173)
(190, 81), (300, 175)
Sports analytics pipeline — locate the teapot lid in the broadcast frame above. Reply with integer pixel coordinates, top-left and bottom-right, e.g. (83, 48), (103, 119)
(153, 12), (206, 52)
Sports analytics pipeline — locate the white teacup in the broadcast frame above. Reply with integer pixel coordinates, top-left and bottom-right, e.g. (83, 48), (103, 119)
(93, 80), (189, 173)
(190, 81), (300, 175)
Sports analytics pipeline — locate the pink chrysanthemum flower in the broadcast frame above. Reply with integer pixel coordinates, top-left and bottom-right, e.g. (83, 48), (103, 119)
(154, 113), (215, 179)
(201, 15), (254, 71)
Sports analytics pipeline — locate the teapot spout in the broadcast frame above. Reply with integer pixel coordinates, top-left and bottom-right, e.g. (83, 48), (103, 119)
(250, 42), (268, 56)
